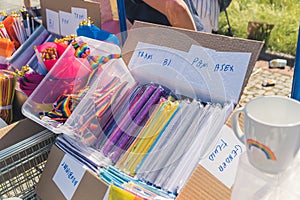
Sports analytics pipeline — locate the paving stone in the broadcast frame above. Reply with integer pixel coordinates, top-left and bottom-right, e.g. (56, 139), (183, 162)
(256, 90), (265, 95)
(276, 84), (285, 89)
(240, 61), (294, 107)
(265, 91), (276, 96)
(273, 89), (279, 94)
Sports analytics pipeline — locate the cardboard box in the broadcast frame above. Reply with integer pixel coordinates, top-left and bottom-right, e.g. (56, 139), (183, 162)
(0, 118), (45, 151)
(35, 21), (264, 199)
(40, 0), (102, 32)
(36, 144), (230, 200)
(36, 145), (109, 200)
(12, 88), (28, 122)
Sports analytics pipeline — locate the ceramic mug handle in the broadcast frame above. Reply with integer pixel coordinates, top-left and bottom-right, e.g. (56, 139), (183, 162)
(231, 107), (245, 144)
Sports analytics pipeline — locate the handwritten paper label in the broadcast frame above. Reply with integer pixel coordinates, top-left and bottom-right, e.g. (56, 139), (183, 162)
(128, 42), (199, 98)
(59, 11), (75, 36)
(71, 7), (87, 31)
(128, 42), (188, 69)
(199, 125), (246, 188)
(53, 154), (86, 200)
(188, 45), (251, 104)
(46, 9), (60, 35)
(128, 42), (221, 101)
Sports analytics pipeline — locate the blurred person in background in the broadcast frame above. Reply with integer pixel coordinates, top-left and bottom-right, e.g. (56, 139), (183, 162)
(191, 0), (220, 32)
(23, 0), (36, 17)
(125, 0), (231, 33)
(24, 0), (31, 8)
(125, 0), (203, 31)
(193, 0), (233, 34)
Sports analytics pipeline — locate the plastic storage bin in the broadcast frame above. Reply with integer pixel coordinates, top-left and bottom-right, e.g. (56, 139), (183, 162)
(22, 36), (123, 134)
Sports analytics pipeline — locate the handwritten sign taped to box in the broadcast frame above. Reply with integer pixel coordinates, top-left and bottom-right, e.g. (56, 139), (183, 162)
(40, 0), (101, 36)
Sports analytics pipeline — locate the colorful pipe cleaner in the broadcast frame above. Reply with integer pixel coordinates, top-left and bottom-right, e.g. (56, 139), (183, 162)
(72, 39), (122, 69)
(39, 39), (122, 123)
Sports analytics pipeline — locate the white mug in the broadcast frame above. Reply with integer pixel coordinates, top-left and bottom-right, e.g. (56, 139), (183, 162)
(232, 96), (300, 174)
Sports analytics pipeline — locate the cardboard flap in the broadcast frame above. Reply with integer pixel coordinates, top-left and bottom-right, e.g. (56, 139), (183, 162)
(0, 118), (45, 151)
(122, 21), (264, 101)
(177, 165), (231, 200)
(40, 0), (102, 30)
(36, 145), (109, 200)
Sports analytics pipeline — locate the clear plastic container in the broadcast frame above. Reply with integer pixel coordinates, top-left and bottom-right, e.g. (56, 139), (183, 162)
(62, 58), (136, 146)
(22, 36), (123, 134)
(231, 152), (300, 200)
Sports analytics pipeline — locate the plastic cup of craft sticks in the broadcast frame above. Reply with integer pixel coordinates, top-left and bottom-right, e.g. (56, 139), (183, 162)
(231, 152), (300, 200)
(21, 36), (123, 134)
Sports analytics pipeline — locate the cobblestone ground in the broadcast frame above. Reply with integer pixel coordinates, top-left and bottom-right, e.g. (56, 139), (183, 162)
(238, 60), (294, 107)
(0, 0), (39, 11)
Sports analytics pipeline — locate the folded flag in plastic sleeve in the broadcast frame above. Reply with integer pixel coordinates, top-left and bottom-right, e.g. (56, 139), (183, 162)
(0, 38), (14, 57)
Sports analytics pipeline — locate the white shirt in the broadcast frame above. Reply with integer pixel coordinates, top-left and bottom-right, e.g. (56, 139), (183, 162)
(192, 0), (220, 32)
